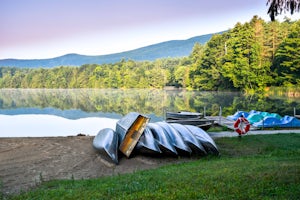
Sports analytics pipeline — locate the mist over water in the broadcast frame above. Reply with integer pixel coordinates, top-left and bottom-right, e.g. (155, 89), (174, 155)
(0, 88), (299, 137)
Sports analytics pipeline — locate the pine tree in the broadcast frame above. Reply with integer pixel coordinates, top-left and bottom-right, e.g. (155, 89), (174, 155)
(274, 20), (300, 86)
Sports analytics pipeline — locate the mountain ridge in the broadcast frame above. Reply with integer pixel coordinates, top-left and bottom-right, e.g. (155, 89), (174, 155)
(0, 32), (222, 68)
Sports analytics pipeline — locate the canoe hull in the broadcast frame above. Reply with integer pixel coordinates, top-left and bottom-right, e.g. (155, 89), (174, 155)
(156, 122), (192, 155)
(93, 128), (119, 164)
(166, 119), (213, 131)
(135, 126), (162, 154)
(170, 123), (207, 155)
(166, 111), (202, 120)
(184, 125), (219, 155)
(147, 123), (178, 155)
(116, 112), (150, 158)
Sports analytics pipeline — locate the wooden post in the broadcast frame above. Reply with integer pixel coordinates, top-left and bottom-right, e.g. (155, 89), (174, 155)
(294, 107), (296, 117)
(204, 107), (206, 117)
(219, 106), (222, 124)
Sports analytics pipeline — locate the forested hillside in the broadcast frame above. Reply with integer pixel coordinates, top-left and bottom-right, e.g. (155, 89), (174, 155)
(0, 33), (214, 68)
(0, 16), (299, 92)
(188, 16), (300, 92)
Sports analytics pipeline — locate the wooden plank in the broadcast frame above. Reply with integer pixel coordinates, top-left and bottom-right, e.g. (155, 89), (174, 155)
(119, 115), (149, 158)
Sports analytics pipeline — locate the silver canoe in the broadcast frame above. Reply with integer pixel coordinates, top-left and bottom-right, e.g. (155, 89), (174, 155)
(166, 111), (203, 120)
(135, 126), (162, 154)
(93, 128), (119, 164)
(147, 123), (178, 155)
(116, 112), (150, 158)
(170, 123), (207, 155)
(156, 122), (192, 155)
(184, 125), (219, 155)
(166, 118), (213, 131)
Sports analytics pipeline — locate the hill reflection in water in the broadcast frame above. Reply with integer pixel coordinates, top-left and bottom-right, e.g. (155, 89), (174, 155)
(0, 88), (299, 137)
(0, 114), (118, 137)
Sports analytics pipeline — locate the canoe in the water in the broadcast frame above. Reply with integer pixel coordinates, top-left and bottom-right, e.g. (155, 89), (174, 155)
(93, 128), (119, 164)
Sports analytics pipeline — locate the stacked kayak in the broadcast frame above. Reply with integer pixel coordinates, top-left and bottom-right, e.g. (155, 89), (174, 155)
(93, 112), (219, 164)
(227, 110), (300, 128)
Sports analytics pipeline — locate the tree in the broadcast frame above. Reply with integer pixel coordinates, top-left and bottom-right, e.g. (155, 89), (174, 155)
(174, 65), (188, 87)
(222, 22), (252, 90)
(222, 17), (273, 92)
(195, 33), (232, 90)
(188, 43), (204, 89)
(267, 0), (300, 21)
(273, 20), (300, 86)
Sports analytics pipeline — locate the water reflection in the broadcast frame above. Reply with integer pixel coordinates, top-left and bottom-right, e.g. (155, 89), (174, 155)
(0, 89), (299, 137)
(0, 114), (117, 137)
(0, 88), (299, 118)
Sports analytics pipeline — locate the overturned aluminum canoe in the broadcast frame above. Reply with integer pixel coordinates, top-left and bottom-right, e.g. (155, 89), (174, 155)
(147, 123), (178, 155)
(170, 123), (207, 155)
(116, 112), (150, 158)
(184, 125), (219, 155)
(166, 119), (213, 131)
(166, 111), (203, 120)
(156, 122), (192, 155)
(135, 126), (162, 154)
(93, 128), (119, 164)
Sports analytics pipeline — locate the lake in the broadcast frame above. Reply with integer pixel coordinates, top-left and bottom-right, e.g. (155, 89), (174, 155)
(0, 88), (299, 137)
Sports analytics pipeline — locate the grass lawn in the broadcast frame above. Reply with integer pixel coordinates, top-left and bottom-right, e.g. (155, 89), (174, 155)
(4, 133), (300, 200)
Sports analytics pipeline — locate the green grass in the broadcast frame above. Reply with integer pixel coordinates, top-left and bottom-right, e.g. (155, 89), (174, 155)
(6, 134), (300, 200)
(207, 125), (229, 132)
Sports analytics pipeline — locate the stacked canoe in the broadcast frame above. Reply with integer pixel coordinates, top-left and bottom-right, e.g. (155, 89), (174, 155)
(93, 112), (219, 164)
(165, 111), (214, 131)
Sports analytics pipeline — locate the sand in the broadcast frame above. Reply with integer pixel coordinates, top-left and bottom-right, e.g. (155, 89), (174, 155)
(0, 136), (197, 195)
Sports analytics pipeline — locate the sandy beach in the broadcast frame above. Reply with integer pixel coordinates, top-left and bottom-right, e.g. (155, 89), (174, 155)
(0, 136), (198, 195)
(2, 130), (300, 195)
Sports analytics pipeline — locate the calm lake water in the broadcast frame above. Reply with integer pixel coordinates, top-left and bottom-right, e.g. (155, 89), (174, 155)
(0, 88), (299, 137)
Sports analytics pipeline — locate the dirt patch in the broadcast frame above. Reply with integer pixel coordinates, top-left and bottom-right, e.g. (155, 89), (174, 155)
(0, 136), (198, 195)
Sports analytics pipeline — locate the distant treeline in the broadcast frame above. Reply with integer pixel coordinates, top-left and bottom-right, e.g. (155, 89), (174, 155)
(0, 16), (299, 92)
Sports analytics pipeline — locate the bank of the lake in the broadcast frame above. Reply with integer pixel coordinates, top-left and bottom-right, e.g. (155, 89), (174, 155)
(3, 133), (299, 199)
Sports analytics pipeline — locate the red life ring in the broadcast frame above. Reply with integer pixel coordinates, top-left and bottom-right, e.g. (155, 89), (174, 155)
(234, 117), (250, 135)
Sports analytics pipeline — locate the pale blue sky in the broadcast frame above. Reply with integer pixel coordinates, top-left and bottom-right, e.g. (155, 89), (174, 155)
(1, 0), (299, 59)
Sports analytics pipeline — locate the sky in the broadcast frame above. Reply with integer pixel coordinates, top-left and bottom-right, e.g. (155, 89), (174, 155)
(1, 0), (300, 59)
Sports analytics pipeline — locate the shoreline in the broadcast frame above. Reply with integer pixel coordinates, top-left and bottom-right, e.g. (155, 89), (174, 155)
(1, 130), (299, 195)
(0, 136), (197, 195)
(1, 129), (300, 139)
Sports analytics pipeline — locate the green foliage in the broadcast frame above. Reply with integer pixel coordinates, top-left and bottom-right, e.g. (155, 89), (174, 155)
(0, 180), (3, 200)
(8, 134), (300, 200)
(189, 16), (299, 92)
(0, 17), (299, 92)
(190, 33), (232, 90)
(273, 20), (300, 86)
(222, 17), (272, 92)
(0, 59), (179, 89)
